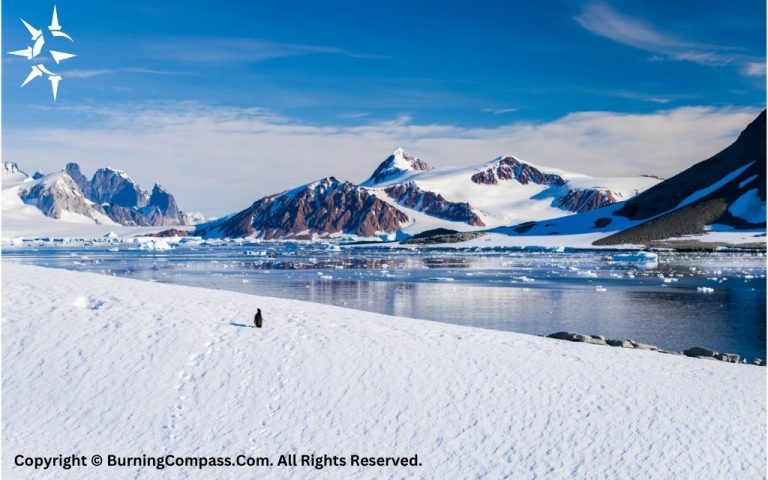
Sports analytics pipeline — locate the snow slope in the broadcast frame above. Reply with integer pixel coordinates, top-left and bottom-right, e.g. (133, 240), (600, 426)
(2, 263), (764, 479)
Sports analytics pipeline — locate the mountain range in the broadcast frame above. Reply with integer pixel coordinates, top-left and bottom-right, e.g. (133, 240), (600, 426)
(2, 162), (196, 227)
(3, 111), (765, 246)
(196, 147), (662, 240)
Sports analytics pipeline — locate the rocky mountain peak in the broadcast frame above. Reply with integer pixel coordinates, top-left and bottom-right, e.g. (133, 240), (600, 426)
(18, 171), (113, 225)
(471, 156), (567, 187)
(89, 167), (149, 208)
(65, 162), (90, 196)
(2, 161), (27, 178)
(364, 148), (434, 185)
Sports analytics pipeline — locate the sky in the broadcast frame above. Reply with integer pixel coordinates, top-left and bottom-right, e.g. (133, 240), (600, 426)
(2, 0), (765, 215)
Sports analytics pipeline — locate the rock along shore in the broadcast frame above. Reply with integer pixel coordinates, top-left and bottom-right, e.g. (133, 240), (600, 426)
(546, 331), (765, 366)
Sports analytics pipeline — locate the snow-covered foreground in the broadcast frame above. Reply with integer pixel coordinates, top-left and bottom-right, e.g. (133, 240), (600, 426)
(2, 263), (765, 479)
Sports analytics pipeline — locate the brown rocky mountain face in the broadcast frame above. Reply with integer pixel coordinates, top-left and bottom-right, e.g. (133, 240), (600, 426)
(364, 148), (433, 185)
(196, 177), (410, 239)
(557, 189), (621, 214)
(471, 156), (567, 186)
(384, 181), (486, 226)
(472, 156), (624, 213)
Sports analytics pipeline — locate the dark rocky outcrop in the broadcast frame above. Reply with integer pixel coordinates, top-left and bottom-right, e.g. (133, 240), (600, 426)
(548, 331), (762, 365)
(89, 167), (150, 208)
(384, 181), (486, 226)
(401, 228), (485, 245)
(145, 228), (190, 237)
(196, 177), (410, 239)
(142, 184), (183, 226)
(65, 163), (90, 197)
(683, 347), (746, 364)
(596, 110), (766, 246)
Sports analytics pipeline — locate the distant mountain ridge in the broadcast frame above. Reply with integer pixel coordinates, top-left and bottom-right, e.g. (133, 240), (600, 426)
(196, 148), (661, 239)
(4, 162), (194, 227)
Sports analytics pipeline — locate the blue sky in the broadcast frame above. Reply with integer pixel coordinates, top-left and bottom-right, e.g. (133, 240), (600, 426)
(2, 0), (765, 214)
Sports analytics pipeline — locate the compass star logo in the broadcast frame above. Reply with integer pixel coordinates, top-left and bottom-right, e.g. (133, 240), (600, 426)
(8, 5), (76, 101)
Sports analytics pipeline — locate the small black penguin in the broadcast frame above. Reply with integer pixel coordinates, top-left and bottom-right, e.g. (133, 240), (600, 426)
(254, 308), (263, 328)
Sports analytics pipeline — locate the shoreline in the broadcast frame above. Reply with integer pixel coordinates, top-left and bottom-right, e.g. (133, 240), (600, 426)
(2, 256), (765, 361)
(545, 331), (765, 366)
(2, 262), (765, 478)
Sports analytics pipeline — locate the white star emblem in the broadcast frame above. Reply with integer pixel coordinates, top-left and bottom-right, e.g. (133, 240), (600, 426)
(8, 5), (76, 101)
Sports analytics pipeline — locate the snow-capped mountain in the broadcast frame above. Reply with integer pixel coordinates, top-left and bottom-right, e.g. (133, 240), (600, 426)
(65, 163), (187, 226)
(195, 149), (660, 239)
(362, 150), (661, 234)
(181, 211), (215, 225)
(362, 147), (434, 185)
(196, 177), (409, 239)
(18, 172), (116, 225)
(87, 166), (151, 209)
(496, 110), (767, 246)
(3, 162), (191, 230)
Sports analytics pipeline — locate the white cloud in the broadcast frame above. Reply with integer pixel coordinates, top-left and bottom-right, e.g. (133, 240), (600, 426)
(742, 62), (766, 77)
(576, 3), (763, 75)
(4, 103), (759, 216)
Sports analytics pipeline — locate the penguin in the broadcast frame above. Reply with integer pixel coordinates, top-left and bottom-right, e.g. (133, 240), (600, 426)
(254, 308), (263, 328)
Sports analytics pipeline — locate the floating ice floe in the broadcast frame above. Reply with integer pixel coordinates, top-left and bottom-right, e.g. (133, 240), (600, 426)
(612, 251), (659, 269)
(697, 287), (715, 294)
(139, 239), (173, 251)
(577, 270), (598, 278)
(514, 276), (535, 283)
(595, 286), (607, 292)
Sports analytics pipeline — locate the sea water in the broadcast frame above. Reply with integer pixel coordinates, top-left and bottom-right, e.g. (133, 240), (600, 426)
(3, 242), (765, 360)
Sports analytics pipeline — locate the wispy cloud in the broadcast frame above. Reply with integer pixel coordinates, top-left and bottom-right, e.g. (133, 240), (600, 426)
(4, 103), (758, 215)
(337, 112), (371, 119)
(482, 108), (518, 115)
(65, 68), (200, 78)
(742, 62), (767, 77)
(142, 36), (381, 64)
(575, 3), (763, 75)
(578, 88), (677, 104)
